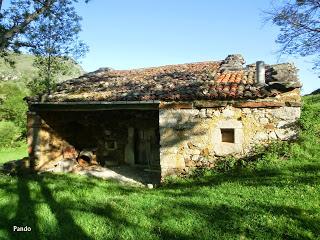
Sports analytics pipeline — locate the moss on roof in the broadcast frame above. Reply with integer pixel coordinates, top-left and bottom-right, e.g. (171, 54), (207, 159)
(27, 54), (300, 103)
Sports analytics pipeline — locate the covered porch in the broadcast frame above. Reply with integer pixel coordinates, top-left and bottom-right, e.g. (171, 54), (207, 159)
(27, 102), (161, 185)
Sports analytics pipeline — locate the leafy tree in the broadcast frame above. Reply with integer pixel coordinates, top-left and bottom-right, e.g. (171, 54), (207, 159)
(26, 0), (88, 93)
(0, 120), (21, 148)
(266, 0), (320, 70)
(0, 0), (88, 52)
(1, 0), (88, 93)
(0, 82), (28, 131)
(0, 82), (28, 148)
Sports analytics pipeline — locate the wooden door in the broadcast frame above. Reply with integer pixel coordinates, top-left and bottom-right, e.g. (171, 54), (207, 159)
(135, 128), (159, 167)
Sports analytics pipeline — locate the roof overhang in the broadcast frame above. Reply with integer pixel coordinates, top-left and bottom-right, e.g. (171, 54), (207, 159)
(29, 101), (160, 112)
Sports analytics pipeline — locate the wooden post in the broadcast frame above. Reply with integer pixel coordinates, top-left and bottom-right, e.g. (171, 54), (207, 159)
(27, 112), (41, 169)
(125, 127), (135, 165)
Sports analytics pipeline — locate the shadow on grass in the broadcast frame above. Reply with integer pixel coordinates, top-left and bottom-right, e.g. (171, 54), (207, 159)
(256, 203), (320, 239)
(150, 201), (249, 239)
(0, 174), (40, 240)
(159, 164), (320, 200)
(147, 199), (319, 240)
(0, 173), (95, 240)
(161, 144), (320, 192)
(37, 176), (93, 240)
(0, 156), (319, 240)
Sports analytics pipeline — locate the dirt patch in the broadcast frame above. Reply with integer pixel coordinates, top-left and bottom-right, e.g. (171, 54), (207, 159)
(46, 159), (160, 187)
(2, 158), (160, 187)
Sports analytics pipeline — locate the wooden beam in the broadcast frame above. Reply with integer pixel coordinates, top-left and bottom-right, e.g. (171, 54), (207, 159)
(194, 100), (229, 108)
(285, 102), (301, 107)
(29, 102), (159, 112)
(234, 101), (285, 108)
(159, 102), (193, 109)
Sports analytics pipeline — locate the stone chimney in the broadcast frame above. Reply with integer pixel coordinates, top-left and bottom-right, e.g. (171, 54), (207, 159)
(220, 54), (245, 72)
(256, 61), (265, 85)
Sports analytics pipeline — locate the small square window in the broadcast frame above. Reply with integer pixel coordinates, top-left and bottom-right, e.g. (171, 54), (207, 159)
(221, 129), (235, 143)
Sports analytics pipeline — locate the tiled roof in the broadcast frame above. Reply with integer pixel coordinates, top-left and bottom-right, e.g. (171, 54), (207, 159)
(29, 54), (301, 102)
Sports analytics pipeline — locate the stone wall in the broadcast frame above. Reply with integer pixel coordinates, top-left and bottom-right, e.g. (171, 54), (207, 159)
(159, 105), (301, 177)
(27, 89), (301, 179)
(27, 112), (75, 170)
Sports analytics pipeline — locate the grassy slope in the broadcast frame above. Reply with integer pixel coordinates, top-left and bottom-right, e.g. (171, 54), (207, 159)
(0, 54), (36, 79)
(0, 95), (319, 240)
(0, 53), (84, 82)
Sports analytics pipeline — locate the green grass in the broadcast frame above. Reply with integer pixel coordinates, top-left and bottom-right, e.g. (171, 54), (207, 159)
(0, 145), (27, 166)
(0, 95), (319, 240)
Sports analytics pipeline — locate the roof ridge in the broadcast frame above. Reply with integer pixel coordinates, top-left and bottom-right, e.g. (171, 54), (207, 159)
(99, 60), (222, 73)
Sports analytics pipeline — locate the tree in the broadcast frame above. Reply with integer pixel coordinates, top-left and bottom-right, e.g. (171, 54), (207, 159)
(1, 0), (88, 93)
(0, 81), (28, 129)
(26, 0), (88, 94)
(266, 0), (320, 70)
(0, 81), (28, 145)
(0, 0), (88, 52)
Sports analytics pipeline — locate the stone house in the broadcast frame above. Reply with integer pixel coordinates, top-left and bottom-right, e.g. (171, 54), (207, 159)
(26, 54), (301, 178)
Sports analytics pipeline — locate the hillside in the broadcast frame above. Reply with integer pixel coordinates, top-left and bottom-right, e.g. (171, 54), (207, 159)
(0, 53), (85, 150)
(0, 53), (84, 82)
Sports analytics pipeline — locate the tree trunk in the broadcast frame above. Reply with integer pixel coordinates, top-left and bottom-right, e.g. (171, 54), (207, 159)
(47, 54), (52, 94)
(1, 0), (54, 49)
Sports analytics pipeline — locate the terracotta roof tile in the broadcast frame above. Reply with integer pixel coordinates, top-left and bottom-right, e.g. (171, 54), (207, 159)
(27, 54), (301, 103)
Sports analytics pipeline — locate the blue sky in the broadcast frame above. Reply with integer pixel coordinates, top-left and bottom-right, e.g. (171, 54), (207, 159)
(2, 0), (317, 94)
(74, 0), (320, 94)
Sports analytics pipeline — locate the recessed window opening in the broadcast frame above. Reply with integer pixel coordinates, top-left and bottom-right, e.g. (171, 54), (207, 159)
(221, 129), (235, 143)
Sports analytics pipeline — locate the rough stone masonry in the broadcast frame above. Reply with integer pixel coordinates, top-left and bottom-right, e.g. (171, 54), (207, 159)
(159, 91), (301, 177)
(25, 54), (302, 181)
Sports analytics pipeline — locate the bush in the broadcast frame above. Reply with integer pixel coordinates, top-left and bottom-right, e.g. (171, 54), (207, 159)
(0, 121), (21, 148)
(0, 82), (28, 135)
(215, 156), (238, 172)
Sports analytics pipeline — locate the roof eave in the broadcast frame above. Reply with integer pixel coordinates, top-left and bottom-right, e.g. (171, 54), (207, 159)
(29, 101), (160, 112)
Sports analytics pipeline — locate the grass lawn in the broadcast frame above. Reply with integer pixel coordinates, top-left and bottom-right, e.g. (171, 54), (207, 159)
(0, 145), (27, 166)
(0, 95), (319, 240)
